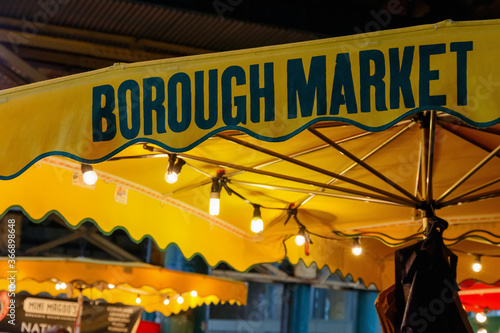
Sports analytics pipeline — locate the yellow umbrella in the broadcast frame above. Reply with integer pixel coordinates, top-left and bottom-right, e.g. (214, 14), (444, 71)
(0, 257), (247, 316)
(1, 19), (500, 289)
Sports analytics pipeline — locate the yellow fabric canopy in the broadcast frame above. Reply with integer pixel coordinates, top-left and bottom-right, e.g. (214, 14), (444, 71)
(0, 257), (247, 316)
(1, 19), (500, 289)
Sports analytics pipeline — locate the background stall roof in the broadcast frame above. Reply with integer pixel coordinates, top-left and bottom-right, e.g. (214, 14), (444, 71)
(1, 0), (500, 90)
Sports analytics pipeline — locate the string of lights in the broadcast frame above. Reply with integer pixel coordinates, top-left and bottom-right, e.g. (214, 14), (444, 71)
(50, 279), (198, 306)
(80, 151), (500, 266)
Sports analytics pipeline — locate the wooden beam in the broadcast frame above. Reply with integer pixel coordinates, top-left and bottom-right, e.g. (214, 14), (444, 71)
(0, 29), (172, 63)
(0, 61), (28, 85)
(0, 43), (47, 82)
(84, 233), (141, 262)
(16, 46), (115, 69)
(0, 16), (211, 56)
(24, 231), (86, 255)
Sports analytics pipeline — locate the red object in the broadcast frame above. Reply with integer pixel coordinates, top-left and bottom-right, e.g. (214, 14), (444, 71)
(137, 320), (161, 333)
(459, 280), (500, 313)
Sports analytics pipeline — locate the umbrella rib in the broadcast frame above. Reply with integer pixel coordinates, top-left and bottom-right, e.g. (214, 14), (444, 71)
(439, 121), (500, 158)
(216, 133), (416, 206)
(307, 127), (420, 204)
(436, 123), (500, 204)
(176, 152), (415, 207)
(426, 111), (437, 207)
(162, 131), (374, 196)
(230, 180), (409, 207)
(296, 122), (416, 207)
(439, 189), (500, 207)
(438, 176), (500, 207)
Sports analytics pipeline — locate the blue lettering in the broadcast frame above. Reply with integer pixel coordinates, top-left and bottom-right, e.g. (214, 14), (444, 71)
(167, 72), (192, 133)
(250, 63), (275, 122)
(221, 66), (247, 126)
(287, 56), (327, 118)
(419, 43), (446, 106)
(330, 53), (358, 114)
(360, 49), (387, 112)
(389, 46), (415, 109)
(92, 85), (116, 142)
(451, 41), (473, 106)
(118, 80), (141, 140)
(195, 69), (219, 130)
(143, 77), (166, 135)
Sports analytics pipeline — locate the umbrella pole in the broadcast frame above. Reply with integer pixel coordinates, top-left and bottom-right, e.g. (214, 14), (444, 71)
(74, 288), (83, 333)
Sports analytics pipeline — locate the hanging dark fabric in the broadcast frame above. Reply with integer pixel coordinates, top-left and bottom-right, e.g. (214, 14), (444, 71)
(376, 216), (473, 333)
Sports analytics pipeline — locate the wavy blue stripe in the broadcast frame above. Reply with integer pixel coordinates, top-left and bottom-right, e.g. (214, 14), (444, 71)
(2, 107), (500, 180)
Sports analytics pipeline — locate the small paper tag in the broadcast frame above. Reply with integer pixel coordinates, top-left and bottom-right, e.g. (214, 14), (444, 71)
(72, 172), (95, 189)
(115, 185), (128, 205)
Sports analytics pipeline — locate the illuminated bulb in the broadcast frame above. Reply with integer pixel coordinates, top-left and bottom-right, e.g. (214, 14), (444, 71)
(352, 238), (362, 256)
(209, 178), (221, 216)
(209, 197), (220, 216)
(135, 296), (141, 304)
(190, 290), (197, 297)
(165, 155), (185, 184)
(165, 172), (178, 184)
(295, 227), (306, 246)
(60, 282), (67, 290)
(251, 218), (263, 233)
(473, 255), (482, 272)
(108, 284), (115, 289)
(473, 262), (482, 272)
(163, 298), (170, 306)
(81, 164), (98, 185)
(478, 328), (487, 333)
(177, 296), (184, 304)
(55, 283), (61, 291)
(476, 312), (487, 323)
(251, 205), (264, 233)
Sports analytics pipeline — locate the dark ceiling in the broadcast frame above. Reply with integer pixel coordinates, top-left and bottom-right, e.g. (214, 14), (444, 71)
(1, 0), (499, 91)
(137, 0), (500, 36)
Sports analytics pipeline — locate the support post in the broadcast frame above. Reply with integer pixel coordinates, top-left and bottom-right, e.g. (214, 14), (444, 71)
(161, 244), (209, 333)
(355, 291), (382, 333)
(282, 284), (311, 333)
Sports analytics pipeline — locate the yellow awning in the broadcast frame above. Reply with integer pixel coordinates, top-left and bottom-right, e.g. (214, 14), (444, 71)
(1, 19), (500, 289)
(0, 257), (247, 316)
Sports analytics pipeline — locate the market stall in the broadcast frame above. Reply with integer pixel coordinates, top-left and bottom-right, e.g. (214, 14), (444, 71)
(0, 19), (499, 292)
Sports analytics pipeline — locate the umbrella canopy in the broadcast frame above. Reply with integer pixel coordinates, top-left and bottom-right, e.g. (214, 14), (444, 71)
(0, 257), (247, 316)
(460, 280), (500, 313)
(1, 19), (500, 289)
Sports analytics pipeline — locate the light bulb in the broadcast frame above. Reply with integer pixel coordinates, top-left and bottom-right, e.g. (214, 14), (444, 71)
(473, 255), (482, 272)
(478, 328), (487, 333)
(352, 238), (362, 256)
(473, 262), (482, 272)
(165, 155), (185, 184)
(108, 284), (115, 289)
(476, 312), (487, 323)
(177, 296), (184, 304)
(55, 283), (61, 291)
(60, 282), (67, 290)
(209, 197), (220, 216)
(251, 218), (263, 233)
(165, 171), (179, 184)
(295, 227), (306, 246)
(135, 296), (141, 304)
(83, 170), (97, 185)
(190, 290), (197, 297)
(251, 205), (264, 233)
(295, 234), (306, 246)
(164, 298), (170, 305)
(209, 178), (221, 216)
